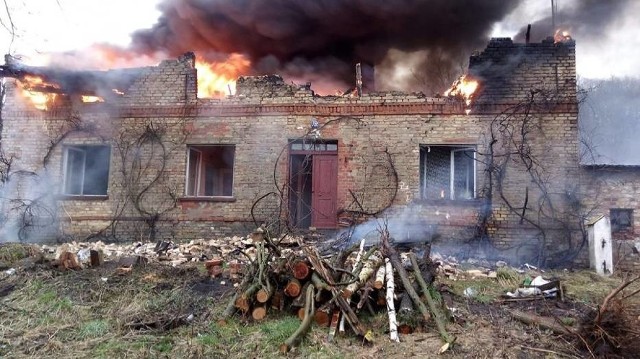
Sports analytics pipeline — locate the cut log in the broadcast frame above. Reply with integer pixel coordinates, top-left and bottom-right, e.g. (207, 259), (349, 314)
(381, 237), (431, 324)
(304, 246), (368, 338)
(292, 260), (311, 280)
(374, 265), (386, 289)
(292, 282), (311, 307)
(314, 309), (331, 327)
(343, 253), (383, 299)
(58, 251), (80, 270)
(398, 324), (413, 334)
(385, 257), (400, 342)
(252, 305), (267, 321)
(256, 286), (274, 303)
(284, 278), (302, 298)
(235, 282), (261, 313)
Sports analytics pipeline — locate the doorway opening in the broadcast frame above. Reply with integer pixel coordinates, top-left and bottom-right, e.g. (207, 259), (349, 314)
(288, 140), (338, 229)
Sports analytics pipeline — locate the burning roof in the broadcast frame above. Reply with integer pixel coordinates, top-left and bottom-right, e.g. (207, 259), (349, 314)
(1, 54), (144, 96)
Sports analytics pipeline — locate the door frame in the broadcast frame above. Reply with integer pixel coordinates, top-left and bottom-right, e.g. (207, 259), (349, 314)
(288, 140), (339, 229)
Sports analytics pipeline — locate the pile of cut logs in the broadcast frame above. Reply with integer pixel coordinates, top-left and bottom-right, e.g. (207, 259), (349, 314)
(223, 227), (455, 353)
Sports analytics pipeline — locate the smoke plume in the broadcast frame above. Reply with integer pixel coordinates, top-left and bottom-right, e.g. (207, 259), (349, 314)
(125, 0), (520, 94)
(514, 0), (633, 43)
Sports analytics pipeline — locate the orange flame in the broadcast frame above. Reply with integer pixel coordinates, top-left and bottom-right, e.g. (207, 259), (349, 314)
(195, 54), (250, 98)
(18, 76), (59, 111)
(16, 49), (251, 109)
(554, 29), (572, 43)
(444, 74), (479, 106)
(81, 95), (104, 103)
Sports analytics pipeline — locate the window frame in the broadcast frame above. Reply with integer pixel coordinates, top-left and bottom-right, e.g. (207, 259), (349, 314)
(610, 208), (633, 232)
(184, 144), (236, 200)
(420, 145), (477, 201)
(62, 144), (111, 197)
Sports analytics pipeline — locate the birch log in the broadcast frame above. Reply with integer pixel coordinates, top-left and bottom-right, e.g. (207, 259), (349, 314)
(340, 238), (366, 332)
(374, 265), (386, 289)
(385, 257), (400, 342)
(343, 252), (383, 298)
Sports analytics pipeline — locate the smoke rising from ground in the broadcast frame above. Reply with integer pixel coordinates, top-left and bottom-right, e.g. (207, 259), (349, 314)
(126, 0), (520, 94)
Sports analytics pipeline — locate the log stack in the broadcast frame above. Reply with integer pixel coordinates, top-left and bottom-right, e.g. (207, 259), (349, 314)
(222, 227), (456, 353)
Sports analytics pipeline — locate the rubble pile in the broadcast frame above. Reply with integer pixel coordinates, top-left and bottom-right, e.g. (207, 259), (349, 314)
(34, 235), (302, 272)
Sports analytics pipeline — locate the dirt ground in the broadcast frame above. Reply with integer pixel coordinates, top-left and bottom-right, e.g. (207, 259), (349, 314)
(1, 242), (639, 359)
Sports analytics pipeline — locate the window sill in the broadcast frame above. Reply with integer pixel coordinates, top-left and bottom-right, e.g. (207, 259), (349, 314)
(59, 195), (109, 201)
(413, 198), (485, 206)
(179, 196), (236, 203)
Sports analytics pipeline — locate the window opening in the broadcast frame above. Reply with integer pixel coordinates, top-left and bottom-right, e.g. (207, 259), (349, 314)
(63, 145), (111, 196)
(185, 145), (235, 197)
(420, 145), (476, 200)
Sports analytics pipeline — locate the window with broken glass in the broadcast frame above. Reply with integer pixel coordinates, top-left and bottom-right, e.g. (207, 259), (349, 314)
(610, 208), (633, 232)
(185, 145), (235, 197)
(420, 145), (476, 200)
(63, 145), (111, 196)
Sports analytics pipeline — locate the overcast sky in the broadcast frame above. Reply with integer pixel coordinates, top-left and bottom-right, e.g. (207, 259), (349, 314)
(1, 0), (639, 80)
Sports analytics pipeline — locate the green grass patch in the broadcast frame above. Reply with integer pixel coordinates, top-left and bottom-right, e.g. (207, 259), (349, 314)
(93, 339), (127, 358)
(259, 315), (301, 345)
(80, 320), (110, 339)
(152, 337), (173, 353)
(446, 277), (508, 303)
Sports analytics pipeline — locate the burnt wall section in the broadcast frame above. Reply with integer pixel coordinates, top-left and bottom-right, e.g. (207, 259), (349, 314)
(122, 52), (198, 106)
(469, 37), (576, 105)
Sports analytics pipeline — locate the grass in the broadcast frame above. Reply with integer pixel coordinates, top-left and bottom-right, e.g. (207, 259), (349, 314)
(0, 243), (40, 263)
(79, 320), (110, 338)
(1, 256), (637, 358)
(553, 269), (621, 303)
(259, 315), (301, 345)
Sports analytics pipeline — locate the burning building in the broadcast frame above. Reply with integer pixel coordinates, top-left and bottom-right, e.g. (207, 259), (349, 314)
(0, 35), (638, 268)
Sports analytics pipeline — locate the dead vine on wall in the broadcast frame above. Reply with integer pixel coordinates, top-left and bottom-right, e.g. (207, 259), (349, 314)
(476, 88), (595, 267)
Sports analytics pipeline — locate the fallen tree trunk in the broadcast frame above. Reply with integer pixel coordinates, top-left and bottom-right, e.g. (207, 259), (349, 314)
(509, 309), (574, 335)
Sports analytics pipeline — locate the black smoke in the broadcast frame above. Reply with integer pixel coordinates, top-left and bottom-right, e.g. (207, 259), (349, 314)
(128, 0), (520, 94)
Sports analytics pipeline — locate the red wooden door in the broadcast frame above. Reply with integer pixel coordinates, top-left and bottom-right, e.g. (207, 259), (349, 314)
(311, 155), (338, 228)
